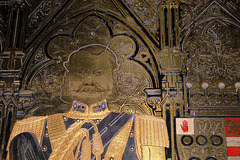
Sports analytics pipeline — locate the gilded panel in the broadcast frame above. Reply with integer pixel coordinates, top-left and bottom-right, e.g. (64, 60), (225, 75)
(0, 0), (240, 159)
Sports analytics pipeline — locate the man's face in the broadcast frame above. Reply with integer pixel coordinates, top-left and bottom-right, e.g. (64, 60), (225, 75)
(64, 50), (114, 103)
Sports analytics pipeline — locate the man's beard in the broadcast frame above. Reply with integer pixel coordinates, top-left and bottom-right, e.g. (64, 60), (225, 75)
(60, 75), (120, 105)
(61, 77), (113, 103)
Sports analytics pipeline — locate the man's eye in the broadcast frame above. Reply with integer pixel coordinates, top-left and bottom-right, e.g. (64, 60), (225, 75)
(78, 70), (87, 75)
(94, 70), (103, 76)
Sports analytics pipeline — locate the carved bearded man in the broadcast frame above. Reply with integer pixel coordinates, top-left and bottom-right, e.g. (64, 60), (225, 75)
(7, 45), (169, 160)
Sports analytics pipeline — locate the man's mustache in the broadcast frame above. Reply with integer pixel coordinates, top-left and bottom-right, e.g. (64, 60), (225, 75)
(72, 82), (105, 93)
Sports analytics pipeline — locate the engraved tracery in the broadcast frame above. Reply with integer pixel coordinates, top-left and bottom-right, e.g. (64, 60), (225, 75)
(185, 20), (240, 106)
(189, 22), (240, 84)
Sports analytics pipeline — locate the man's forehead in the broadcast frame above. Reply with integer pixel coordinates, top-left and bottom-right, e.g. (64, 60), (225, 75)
(69, 50), (114, 68)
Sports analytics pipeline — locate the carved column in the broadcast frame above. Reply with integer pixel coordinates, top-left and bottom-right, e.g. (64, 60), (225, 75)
(158, 0), (189, 159)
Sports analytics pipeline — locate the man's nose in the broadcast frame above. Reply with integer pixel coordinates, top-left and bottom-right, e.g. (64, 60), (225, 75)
(84, 75), (94, 86)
